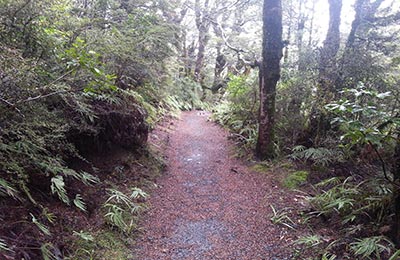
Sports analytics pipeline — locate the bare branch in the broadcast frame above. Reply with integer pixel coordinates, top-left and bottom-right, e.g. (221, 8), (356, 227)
(0, 97), (23, 116)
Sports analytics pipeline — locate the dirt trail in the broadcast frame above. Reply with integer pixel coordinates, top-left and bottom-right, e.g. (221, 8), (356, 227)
(135, 111), (294, 260)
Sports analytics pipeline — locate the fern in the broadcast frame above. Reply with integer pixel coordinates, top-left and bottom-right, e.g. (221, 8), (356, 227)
(0, 178), (19, 199)
(131, 187), (149, 199)
(50, 175), (70, 204)
(41, 243), (57, 260)
(103, 188), (147, 233)
(289, 146), (344, 166)
(308, 178), (359, 219)
(73, 171), (99, 186)
(73, 231), (94, 241)
(350, 236), (393, 260)
(105, 189), (132, 208)
(104, 204), (129, 232)
(321, 252), (337, 260)
(31, 213), (51, 236)
(269, 205), (296, 230)
(295, 234), (322, 247)
(389, 250), (400, 260)
(73, 194), (87, 212)
(308, 174), (396, 228)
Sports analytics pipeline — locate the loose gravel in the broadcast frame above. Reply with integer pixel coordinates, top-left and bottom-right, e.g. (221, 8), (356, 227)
(135, 111), (295, 260)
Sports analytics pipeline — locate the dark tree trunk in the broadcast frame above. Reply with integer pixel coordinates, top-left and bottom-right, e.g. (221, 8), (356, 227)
(210, 14), (229, 94)
(336, 0), (385, 88)
(307, 0), (342, 145)
(256, 0), (283, 160)
(318, 0), (342, 88)
(345, 0), (366, 51)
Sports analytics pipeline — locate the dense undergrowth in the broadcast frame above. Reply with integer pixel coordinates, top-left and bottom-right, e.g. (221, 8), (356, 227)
(0, 0), (204, 259)
(212, 44), (400, 260)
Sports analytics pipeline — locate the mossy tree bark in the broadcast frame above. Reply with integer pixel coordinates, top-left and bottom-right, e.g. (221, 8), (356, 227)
(256, 0), (283, 160)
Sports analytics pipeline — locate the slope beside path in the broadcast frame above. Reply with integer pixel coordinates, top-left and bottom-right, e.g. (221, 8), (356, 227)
(135, 111), (295, 260)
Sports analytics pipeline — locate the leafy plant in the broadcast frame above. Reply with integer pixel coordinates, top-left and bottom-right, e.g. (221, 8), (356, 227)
(270, 205), (296, 229)
(289, 145), (344, 166)
(41, 243), (58, 260)
(212, 73), (259, 153)
(31, 213), (51, 236)
(350, 236), (394, 260)
(295, 234), (323, 247)
(326, 83), (399, 178)
(321, 252), (337, 260)
(73, 231), (94, 242)
(73, 194), (87, 212)
(103, 188), (148, 233)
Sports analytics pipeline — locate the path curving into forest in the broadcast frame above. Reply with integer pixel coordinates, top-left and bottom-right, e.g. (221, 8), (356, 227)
(135, 111), (294, 260)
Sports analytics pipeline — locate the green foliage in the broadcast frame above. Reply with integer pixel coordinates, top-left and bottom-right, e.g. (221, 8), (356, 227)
(0, 0), (179, 258)
(308, 175), (393, 225)
(270, 205), (296, 229)
(41, 243), (58, 260)
(0, 178), (19, 199)
(295, 234), (323, 247)
(213, 73), (259, 152)
(73, 194), (87, 212)
(73, 231), (94, 242)
(326, 83), (399, 151)
(350, 236), (393, 260)
(389, 250), (400, 260)
(283, 171), (309, 189)
(31, 213), (51, 236)
(103, 188), (148, 233)
(289, 145), (344, 167)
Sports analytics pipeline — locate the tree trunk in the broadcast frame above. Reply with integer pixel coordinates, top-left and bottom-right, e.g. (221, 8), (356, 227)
(194, 0), (211, 97)
(256, 0), (283, 160)
(307, 0), (342, 145)
(336, 0), (384, 88)
(318, 0), (342, 88)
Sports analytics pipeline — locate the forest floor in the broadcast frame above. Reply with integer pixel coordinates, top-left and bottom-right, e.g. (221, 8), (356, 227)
(135, 111), (301, 260)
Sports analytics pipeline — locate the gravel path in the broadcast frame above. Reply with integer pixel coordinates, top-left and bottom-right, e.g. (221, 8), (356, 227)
(135, 111), (294, 259)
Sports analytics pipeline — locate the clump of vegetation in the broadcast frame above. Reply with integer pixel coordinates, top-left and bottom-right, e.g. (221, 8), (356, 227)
(0, 0), (180, 258)
(283, 171), (309, 189)
(213, 73), (259, 154)
(103, 188), (148, 233)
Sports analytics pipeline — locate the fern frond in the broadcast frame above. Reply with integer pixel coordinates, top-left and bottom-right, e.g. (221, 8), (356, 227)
(295, 235), (322, 247)
(316, 177), (342, 188)
(73, 231), (94, 241)
(74, 171), (99, 186)
(0, 178), (19, 199)
(73, 194), (87, 211)
(50, 175), (70, 204)
(41, 243), (57, 260)
(350, 236), (393, 259)
(106, 189), (132, 208)
(31, 213), (51, 236)
(130, 187), (148, 199)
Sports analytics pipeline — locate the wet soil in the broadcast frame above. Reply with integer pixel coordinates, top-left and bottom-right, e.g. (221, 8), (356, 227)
(135, 111), (296, 259)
